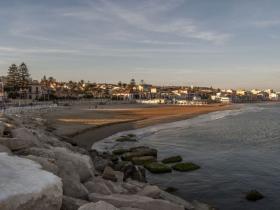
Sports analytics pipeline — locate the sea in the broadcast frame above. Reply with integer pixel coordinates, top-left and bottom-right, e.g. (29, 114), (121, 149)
(92, 103), (280, 210)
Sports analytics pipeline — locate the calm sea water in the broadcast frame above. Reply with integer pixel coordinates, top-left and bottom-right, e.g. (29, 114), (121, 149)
(93, 103), (280, 210)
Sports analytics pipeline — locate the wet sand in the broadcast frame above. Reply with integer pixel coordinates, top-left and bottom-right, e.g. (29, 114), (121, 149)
(43, 103), (233, 149)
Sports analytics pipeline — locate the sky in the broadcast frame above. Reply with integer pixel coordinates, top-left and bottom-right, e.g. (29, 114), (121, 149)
(0, 0), (280, 90)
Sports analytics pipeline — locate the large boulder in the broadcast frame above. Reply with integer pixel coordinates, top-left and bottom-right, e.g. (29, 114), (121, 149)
(0, 144), (11, 154)
(54, 147), (94, 182)
(191, 200), (218, 210)
(61, 196), (89, 210)
(137, 185), (161, 199)
(0, 137), (32, 151)
(16, 147), (56, 159)
(122, 181), (146, 194)
(78, 201), (119, 210)
(159, 191), (195, 210)
(0, 121), (6, 136)
(84, 177), (112, 195)
(0, 153), (62, 210)
(103, 180), (128, 194)
(89, 193), (184, 210)
(24, 155), (59, 175)
(0, 127), (41, 151)
(103, 166), (124, 182)
(54, 147), (94, 199)
(11, 127), (41, 147)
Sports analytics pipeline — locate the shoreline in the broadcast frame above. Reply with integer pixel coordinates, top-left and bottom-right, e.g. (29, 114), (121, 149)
(66, 104), (236, 149)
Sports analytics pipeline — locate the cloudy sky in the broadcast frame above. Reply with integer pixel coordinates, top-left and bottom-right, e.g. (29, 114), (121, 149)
(0, 0), (280, 89)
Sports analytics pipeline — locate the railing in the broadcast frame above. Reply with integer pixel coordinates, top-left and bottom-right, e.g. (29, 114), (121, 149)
(1, 104), (60, 115)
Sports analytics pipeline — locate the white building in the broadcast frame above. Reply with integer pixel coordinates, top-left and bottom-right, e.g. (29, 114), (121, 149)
(220, 97), (232, 103)
(27, 81), (42, 100)
(136, 99), (165, 104)
(269, 92), (279, 100)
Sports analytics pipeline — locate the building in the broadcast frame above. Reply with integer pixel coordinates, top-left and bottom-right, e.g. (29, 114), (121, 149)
(251, 89), (261, 95)
(236, 90), (246, 96)
(151, 87), (157, 94)
(220, 96), (232, 103)
(0, 82), (4, 102)
(27, 81), (42, 100)
(269, 92), (279, 100)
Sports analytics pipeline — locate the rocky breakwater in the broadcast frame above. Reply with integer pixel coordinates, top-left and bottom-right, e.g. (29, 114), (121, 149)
(0, 114), (213, 210)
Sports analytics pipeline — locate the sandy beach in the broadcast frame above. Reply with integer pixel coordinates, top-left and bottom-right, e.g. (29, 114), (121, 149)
(43, 103), (233, 149)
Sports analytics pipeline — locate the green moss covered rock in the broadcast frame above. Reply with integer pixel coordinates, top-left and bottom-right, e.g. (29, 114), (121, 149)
(246, 190), (264, 201)
(144, 162), (172, 174)
(110, 155), (119, 163)
(116, 135), (137, 142)
(121, 147), (157, 161)
(172, 162), (200, 172)
(162, 156), (182, 164)
(112, 148), (130, 155)
(132, 156), (156, 165)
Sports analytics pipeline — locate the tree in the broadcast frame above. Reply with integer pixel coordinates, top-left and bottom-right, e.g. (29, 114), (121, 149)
(41, 75), (48, 86)
(18, 62), (30, 90)
(6, 64), (19, 91)
(5, 64), (20, 98)
(130, 78), (136, 86)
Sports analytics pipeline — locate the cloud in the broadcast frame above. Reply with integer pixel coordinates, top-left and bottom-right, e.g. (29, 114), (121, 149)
(61, 0), (231, 44)
(0, 46), (79, 54)
(102, 0), (231, 44)
(252, 20), (280, 28)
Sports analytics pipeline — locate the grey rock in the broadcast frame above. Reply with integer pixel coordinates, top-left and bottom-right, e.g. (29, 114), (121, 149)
(103, 166), (123, 182)
(159, 190), (195, 210)
(192, 200), (218, 210)
(54, 147), (94, 182)
(123, 165), (146, 182)
(0, 144), (12, 154)
(24, 155), (59, 175)
(0, 153), (63, 210)
(61, 196), (89, 210)
(137, 185), (161, 199)
(54, 147), (93, 199)
(104, 180), (128, 194)
(11, 127), (41, 147)
(89, 193), (184, 210)
(16, 147), (56, 159)
(0, 137), (32, 151)
(93, 156), (113, 173)
(78, 201), (119, 210)
(84, 178), (112, 195)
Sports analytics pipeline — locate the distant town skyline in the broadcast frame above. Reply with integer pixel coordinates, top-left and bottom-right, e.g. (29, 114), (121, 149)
(0, 0), (280, 90)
